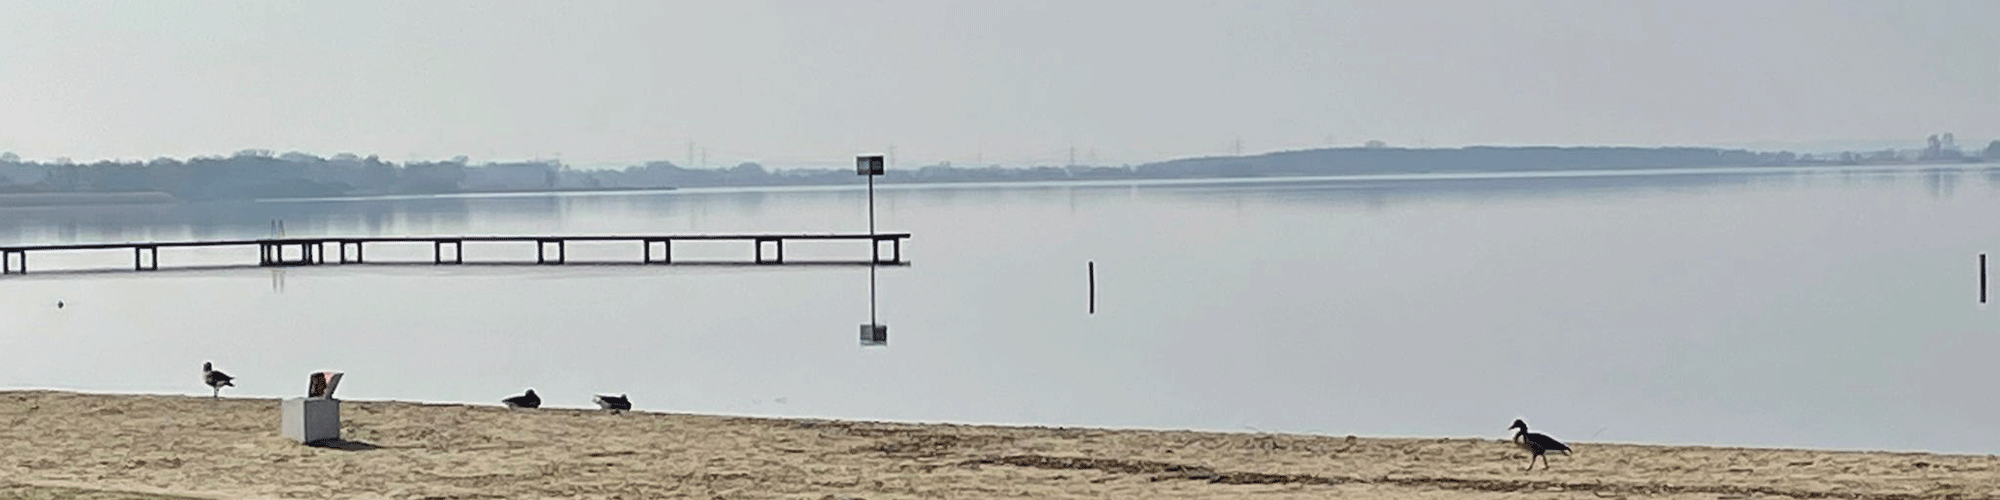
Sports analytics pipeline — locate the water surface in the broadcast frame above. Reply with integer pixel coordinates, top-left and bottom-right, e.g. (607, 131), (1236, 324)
(3, 166), (1997, 454)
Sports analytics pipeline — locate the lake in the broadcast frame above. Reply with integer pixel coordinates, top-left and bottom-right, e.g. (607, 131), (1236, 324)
(2, 165), (1997, 454)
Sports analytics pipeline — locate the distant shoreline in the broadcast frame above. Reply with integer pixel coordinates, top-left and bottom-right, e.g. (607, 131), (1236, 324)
(258, 186), (679, 202)
(0, 191), (178, 208)
(7, 161), (1995, 208)
(0, 186), (680, 208)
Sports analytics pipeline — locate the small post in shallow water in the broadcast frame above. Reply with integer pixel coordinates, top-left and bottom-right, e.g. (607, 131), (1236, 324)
(1982, 253), (1988, 304)
(1088, 261), (1096, 315)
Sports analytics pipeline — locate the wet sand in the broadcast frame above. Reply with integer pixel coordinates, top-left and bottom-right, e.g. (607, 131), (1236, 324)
(1, 391), (1994, 499)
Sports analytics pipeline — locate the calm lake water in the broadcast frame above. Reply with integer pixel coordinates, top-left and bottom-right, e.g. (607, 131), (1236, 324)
(3, 165), (1998, 454)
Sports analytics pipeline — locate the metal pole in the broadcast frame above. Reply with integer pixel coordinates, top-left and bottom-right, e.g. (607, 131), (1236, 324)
(869, 173), (877, 326)
(1089, 261), (1096, 314)
(1982, 253), (1988, 304)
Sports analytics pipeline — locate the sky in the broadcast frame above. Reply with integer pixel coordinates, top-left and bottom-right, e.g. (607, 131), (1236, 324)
(1, 0), (1996, 168)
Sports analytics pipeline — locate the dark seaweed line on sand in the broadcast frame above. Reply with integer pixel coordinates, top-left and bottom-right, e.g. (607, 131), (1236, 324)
(961, 455), (1994, 500)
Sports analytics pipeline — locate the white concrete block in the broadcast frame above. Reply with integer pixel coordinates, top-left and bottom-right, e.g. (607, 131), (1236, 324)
(281, 397), (341, 444)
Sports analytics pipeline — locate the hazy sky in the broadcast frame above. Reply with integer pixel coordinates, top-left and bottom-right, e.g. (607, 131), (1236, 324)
(2, 1), (1995, 167)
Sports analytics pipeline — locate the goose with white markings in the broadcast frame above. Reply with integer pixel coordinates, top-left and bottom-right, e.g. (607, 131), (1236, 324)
(201, 362), (234, 398)
(593, 394), (631, 413)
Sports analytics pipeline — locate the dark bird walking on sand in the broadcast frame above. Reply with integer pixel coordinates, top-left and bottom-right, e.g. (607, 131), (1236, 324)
(201, 362), (234, 398)
(503, 389), (541, 409)
(593, 394), (631, 413)
(1509, 419), (1571, 471)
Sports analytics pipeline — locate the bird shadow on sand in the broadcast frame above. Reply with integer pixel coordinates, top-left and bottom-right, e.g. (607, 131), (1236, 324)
(306, 439), (391, 452)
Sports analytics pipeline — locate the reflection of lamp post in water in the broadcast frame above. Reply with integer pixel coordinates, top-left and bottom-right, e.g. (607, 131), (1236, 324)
(857, 155), (887, 346)
(270, 219), (286, 293)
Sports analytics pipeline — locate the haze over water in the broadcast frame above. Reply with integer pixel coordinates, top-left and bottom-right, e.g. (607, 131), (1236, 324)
(3, 166), (1998, 454)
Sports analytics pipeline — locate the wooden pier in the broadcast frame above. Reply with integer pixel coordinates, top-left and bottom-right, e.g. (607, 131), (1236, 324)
(0, 233), (909, 274)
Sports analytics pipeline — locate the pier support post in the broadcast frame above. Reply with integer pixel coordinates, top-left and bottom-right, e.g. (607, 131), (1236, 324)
(755, 238), (782, 264)
(868, 236), (902, 264)
(433, 240), (462, 264)
(134, 246), (159, 271)
(537, 239), (565, 264)
(1, 250), (22, 275)
(338, 241), (365, 264)
(643, 238), (671, 264)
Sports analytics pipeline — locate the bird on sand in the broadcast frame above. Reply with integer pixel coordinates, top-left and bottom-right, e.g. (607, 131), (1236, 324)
(593, 394), (632, 413)
(502, 389), (541, 409)
(202, 362), (234, 398)
(1509, 418), (1571, 471)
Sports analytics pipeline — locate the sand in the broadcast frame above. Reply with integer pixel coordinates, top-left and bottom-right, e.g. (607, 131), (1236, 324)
(1, 391), (1995, 499)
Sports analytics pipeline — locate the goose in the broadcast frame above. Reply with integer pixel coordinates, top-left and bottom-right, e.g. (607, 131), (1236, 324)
(502, 389), (541, 409)
(1509, 419), (1570, 470)
(593, 394), (632, 413)
(201, 362), (234, 398)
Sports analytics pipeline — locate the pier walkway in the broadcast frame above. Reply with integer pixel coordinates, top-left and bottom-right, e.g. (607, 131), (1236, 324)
(0, 233), (909, 274)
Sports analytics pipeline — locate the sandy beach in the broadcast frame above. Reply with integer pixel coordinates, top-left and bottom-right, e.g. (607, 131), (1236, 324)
(1, 391), (1994, 499)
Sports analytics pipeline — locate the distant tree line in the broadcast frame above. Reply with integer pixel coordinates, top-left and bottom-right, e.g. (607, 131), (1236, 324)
(1, 143), (1995, 201)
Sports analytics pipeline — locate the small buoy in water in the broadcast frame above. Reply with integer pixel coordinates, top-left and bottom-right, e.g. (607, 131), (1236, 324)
(55, 301), (64, 309)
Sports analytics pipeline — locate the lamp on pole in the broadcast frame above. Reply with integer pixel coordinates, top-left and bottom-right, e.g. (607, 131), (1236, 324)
(857, 155), (887, 346)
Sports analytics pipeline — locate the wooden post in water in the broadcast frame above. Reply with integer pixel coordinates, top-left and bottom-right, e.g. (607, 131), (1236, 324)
(1982, 253), (1988, 304)
(1088, 261), (1096, 315)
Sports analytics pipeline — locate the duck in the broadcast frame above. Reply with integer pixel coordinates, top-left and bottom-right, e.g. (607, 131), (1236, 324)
(593, 394), (632, 413)
(201, 362), (234, 398)
(1509, 419), (1571, 471)
(502, 389), (541, 409)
